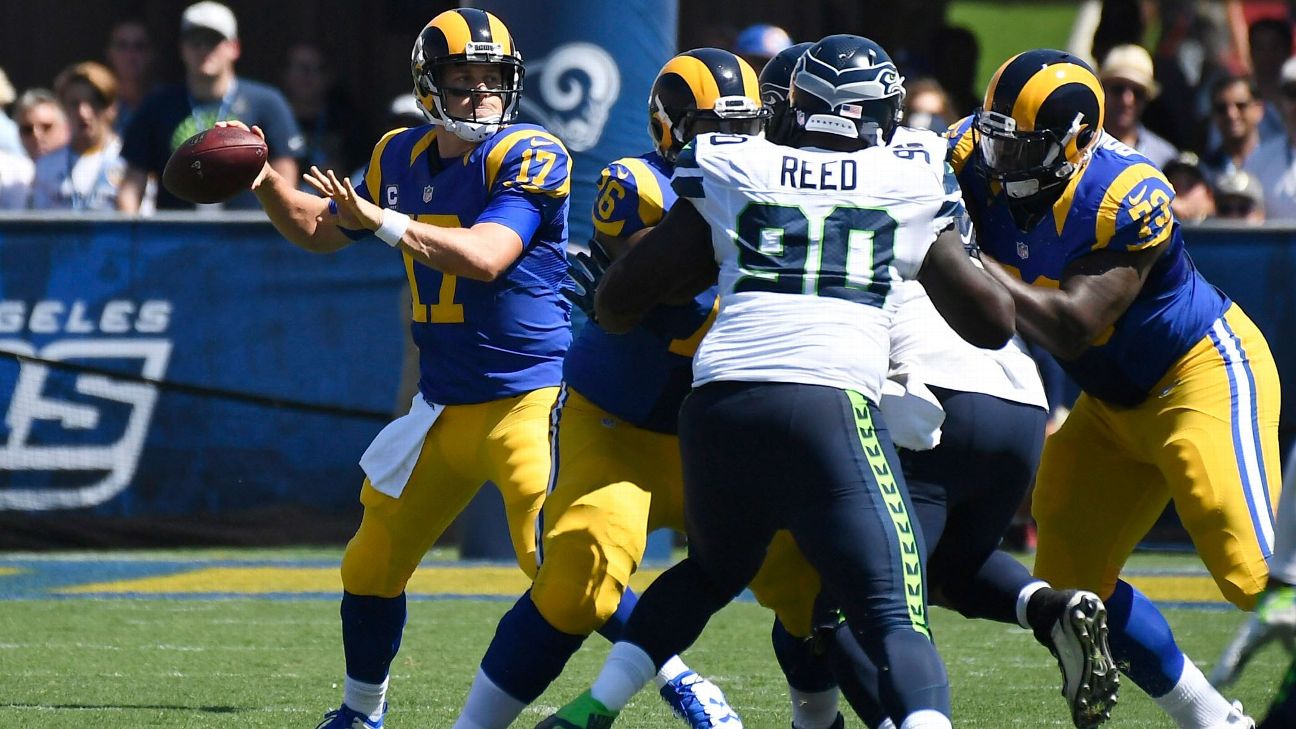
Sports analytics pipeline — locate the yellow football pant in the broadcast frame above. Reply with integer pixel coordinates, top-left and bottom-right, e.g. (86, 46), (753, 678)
(340, 387), (559, 598)
(1033, 305), (1281, 609)
(531, 386), (820, 637)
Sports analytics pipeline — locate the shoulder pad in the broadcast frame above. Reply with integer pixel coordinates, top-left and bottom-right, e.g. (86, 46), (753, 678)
(1094, 162), (1175, 252)
(592, 156), (669, 237)
(484, 125), (572, 198)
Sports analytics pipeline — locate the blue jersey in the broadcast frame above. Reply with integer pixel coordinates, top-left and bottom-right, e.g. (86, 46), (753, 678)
(353, 123), (573, 405)
(948, 118), (1228, 406)
(563, 151), (717, 434)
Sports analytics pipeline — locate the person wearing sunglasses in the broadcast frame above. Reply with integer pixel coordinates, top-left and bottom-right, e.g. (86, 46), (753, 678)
(1200, 75), (1264, 185)
(1236, 56), (1296, 220)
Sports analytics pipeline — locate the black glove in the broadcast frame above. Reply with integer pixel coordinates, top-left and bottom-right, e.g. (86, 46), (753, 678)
(563, 238), (613, 321)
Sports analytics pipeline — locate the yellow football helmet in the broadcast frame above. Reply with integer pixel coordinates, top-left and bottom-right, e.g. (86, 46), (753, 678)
(974, 49), (1105, 202)
(411, 8), (523, 143)
(649, 48), (766, 162)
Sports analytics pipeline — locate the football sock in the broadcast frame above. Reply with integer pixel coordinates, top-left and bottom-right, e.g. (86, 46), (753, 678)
(772, 617), (838, 692)
(790, 687), (841, 729)
(590, 641), (656, 711)
(656, 655), (689, 685)
(946, 550), (1039, 625)
(877, 720), (897, 729)
(1105, 579), (1186, 697)
(899, 709), (952, 729)
(477, 591), (585, 704)
(1015, 580), (1049, 630)
(451, 667), (526, 729)
(340, 591), (406, 684)
(342, 675), (387, 722)
(1154, 660), (1237, 728)
(596, 585), (638, 643)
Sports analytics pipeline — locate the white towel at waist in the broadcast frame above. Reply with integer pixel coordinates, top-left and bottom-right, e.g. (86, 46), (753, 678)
(359, 394), (445, 498)
(878, 375), (945, 452)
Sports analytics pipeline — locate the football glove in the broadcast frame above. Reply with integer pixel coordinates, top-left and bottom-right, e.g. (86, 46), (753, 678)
(1209, 582), (1296, 688)
(563, 238), (613, 323)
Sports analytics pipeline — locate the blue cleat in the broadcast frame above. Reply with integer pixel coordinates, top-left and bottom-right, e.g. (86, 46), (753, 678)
(535, 690), (618, 729)
(315, 703), (385, 729)
(659, 671), (743, 728)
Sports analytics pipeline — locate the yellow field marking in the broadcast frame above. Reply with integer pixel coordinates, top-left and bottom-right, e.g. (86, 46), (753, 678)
(49, 565), (1225, 603)
(56, 565), (665, 595)
(0, 567), (23, 578)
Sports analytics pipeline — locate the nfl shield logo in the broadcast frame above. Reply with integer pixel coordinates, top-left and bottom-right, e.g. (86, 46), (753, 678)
(1016, 241), (1030, 259)
(422, 185), (434, 203)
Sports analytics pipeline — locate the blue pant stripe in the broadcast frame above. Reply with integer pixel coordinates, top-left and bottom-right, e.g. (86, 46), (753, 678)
(534, 383), (569, 568)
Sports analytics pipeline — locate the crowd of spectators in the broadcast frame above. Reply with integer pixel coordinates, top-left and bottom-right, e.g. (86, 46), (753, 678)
(4, 1), (1296, 222)
(0, 1), (385, 214)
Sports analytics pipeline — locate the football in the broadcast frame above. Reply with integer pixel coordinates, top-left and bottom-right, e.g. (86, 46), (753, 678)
(162, 126), (268, 204)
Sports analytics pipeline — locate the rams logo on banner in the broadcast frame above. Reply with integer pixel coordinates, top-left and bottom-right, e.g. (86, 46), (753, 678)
(520, 42), (621, 152)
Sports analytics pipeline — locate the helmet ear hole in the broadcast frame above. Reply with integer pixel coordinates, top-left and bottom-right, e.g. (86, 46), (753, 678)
(1076, 125), (1095, 150)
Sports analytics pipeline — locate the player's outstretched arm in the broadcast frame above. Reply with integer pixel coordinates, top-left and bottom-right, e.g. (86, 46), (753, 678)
(212, 122), (353, 254)
(918, 226), (1015, 349)
(306, 165), (524, 282)
(980, 244), (1161, 360)
(594, 199), (717, 333)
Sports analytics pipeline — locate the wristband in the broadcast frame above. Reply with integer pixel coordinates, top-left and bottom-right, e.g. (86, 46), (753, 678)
(375, 208), (411, 247)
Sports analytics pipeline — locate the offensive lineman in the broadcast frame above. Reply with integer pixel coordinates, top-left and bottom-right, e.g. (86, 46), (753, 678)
(539, 34), (1014, 729)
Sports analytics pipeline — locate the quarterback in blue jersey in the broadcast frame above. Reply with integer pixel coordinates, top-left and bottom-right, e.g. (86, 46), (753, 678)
(949, 49), (1280, 729)
(450, 48), (767, 729)
(222, 9), (571, 729)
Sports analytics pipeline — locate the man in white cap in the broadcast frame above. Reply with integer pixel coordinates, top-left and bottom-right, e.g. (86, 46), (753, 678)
(117, 0), (302, 212)
(1241, 55), (1296, 220)
(1099, 44), (1177, 169)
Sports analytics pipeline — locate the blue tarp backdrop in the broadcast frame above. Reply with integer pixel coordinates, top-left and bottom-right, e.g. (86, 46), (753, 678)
(0, 217), (407, 515)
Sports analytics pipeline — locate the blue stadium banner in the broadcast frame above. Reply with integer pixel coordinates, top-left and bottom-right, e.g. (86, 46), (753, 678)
(0, 215), (407, 515)
(465, 0), (678, 245)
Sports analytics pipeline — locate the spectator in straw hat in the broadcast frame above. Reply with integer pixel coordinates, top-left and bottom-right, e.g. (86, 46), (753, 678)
(1100, 44), (1177, 168)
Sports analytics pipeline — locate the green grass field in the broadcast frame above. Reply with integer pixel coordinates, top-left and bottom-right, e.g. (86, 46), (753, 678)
(0, 549), (1289, 728)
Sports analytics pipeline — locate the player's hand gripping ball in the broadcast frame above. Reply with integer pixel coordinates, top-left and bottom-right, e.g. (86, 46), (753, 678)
(163, 125), (268, 204)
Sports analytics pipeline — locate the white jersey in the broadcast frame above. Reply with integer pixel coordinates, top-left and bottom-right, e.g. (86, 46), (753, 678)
(887, 279), (1048, 409)
(674, 128), (962, 403)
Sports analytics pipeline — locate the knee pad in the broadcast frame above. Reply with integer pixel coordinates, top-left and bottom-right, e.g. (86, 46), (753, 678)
(533, 533), (634, 635)
(340, 533), (415, 598)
